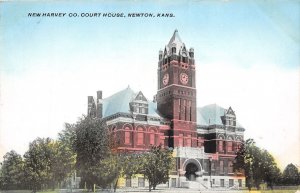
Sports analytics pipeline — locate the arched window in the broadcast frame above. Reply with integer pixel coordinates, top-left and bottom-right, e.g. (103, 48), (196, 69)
(137, 128), (144, 145)
(149, 129), (155, 145)
(124, 127), (131, 144)
(219, 141), (223, 152)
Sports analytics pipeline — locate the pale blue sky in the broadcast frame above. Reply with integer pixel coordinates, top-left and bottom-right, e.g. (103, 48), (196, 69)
(0, 1), (299, 168)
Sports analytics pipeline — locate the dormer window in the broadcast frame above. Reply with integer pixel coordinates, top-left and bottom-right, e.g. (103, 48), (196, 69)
(171, 47), (176, 54)
(129, 91), (149, 115)
(222, 107), (236, 127)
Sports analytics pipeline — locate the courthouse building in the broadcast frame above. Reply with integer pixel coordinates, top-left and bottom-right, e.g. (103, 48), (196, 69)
(87, 30), (245, 189)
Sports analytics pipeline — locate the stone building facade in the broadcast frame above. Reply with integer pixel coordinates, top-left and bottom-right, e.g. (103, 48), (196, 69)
(87, 30), (245, 189)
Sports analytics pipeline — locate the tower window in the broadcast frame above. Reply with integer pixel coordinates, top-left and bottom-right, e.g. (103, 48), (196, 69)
(172, 47), (176, 54)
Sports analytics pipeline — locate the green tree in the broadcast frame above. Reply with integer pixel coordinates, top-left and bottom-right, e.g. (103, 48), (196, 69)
(74, 116), (112, 190)
(140, 145), (174, 192)
(52, 123), (77, 188)
(0, 150), (24, 190)
(282, 163), (300, 185)
(260, 150), (281, 189)
(23, 137), (56, 192)
(233, 139), (281, 190)
(109, 153), (143, 192)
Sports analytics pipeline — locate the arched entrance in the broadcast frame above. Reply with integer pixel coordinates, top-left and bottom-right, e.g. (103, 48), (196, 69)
(183, 158), (202, 181)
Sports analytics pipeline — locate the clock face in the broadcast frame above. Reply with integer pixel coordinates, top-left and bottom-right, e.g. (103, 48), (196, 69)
(180, 73), (189, 85)
(163, 73), (169, 85)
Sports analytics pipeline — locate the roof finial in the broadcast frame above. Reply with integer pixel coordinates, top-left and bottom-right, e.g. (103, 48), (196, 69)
(175, 29), (178, 33)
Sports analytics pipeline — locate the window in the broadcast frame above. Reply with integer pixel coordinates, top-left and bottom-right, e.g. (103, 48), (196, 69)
(138, 177), (145, 187)
(150, 130), (155, 145)
(183, 100), (186, 120)
(125, 127), (131, 144)
(171, 178), (176, 187)
(212, 179), (215, 184)
(229, 179), (234, 187)
(227, 141), (233, 152)
(211, 162), (215, 170)
(220, 179), (225, 187)
(178, 99), (181, 120)
(137, 128), (144, 145)
(238, 179), (242, 187)
(220, 161), (224, 173)
(126, 178), (131, 187)
(178, 134), (183, 146)
(186, 134), (191, 147)
(160, 136), (165, 147)
(172, 47), (176, 54)
(219, 141), (223, 152)
(228, 161), (233, 173)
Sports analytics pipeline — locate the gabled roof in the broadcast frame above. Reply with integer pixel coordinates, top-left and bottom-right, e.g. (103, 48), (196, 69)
(197, 104), (243, 127)
(102, 87), (162, 118)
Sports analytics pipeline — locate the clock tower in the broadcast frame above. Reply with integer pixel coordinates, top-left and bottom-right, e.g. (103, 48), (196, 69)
(157, 30), (198, 148)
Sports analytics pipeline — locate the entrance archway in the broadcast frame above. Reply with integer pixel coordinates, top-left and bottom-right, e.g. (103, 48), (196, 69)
(182, 158), (202, 181)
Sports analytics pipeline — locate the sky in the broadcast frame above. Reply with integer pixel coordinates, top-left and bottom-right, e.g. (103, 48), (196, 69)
(0, 0), (299, 170)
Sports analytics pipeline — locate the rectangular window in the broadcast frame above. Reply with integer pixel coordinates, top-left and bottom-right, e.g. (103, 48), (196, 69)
(220, 179), (225, 187)
(178, 99), (181, 120)
(229, 179), (234, 187)
(125, 131), (130, 144)
(171, 178), (176, 187)
(126, 178), (131, 187)
(150, 133), (155, 145)
(186, 134), (191, 147)
(211, 162), (215, 171)
(220, 160), (224, 173)
(189, 103), (192, 121)
(179, 134), (183, 147)
(138, 177), (145, 187)
(137, 132), (144, 145)
(212, 179), (215, 184)
(183, 100), (186, 120)
(228, 161), (233, 173)
(219, 141), (223, 152)
(160, 136), (164, 147)
(227, 141), (233, 152)
(238, 179), (242, 187)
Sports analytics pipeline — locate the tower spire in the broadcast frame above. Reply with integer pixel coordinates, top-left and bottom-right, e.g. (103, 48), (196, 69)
(168, 29), (183, 48)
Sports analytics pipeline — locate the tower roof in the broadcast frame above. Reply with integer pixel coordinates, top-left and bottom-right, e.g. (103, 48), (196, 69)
(166, 29), (186, 55)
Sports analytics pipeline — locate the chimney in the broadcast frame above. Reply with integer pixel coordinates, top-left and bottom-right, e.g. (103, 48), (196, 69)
(96, 90), (103, 118)
(88, 96), (95, 117)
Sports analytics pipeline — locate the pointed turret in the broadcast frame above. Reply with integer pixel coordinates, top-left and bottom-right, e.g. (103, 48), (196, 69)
(167, 29), (185, 56)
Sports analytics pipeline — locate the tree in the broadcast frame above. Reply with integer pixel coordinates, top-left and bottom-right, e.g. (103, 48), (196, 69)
(0, 150), (24, 190)
(260, 150), (281, 189)
(140, 145), (174, 191)
(282, 163), (300, 185)
(52, 123), (77, 188)
(23, 137), (56, 192)
(74, 116), (112, 190)
(233, 139), (281, 190)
